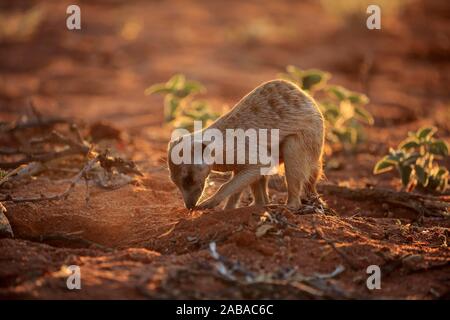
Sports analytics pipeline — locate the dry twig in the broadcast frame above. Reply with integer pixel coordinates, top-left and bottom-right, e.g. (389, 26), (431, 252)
(318, 184), (449, 219)
(311, 216), (360, 271)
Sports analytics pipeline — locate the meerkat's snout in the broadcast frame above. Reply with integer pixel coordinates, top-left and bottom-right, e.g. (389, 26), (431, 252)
(167, 138), (211, 208)
(181, 185), (203, 209)
(173, 166), (209, 209)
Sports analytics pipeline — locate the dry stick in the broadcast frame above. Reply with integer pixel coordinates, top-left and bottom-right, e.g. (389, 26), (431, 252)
(0, 117), (71, 133)
(317, 184), (449, 218)
(0, 131), (90, 169)
(1, 158), (97, 203)
(206, 257), (353, 299)
(0, 147), (33, 155)
(0, 127), (84, 156)
(136, 264), (330, 300)
(268, 177), (449, 218)
(311, 216), (360, 271)
(84, 173), (90, 205)
(0, 147), (88, 169)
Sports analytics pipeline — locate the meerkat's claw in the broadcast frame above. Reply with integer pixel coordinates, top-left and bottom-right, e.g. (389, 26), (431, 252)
(196, 198), (219, 210)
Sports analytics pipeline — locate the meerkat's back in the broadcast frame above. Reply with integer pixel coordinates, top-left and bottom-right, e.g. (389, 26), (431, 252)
(209, 79), (324, 141)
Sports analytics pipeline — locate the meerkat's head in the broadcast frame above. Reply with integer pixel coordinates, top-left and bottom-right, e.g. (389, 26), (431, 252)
(167, 136), (211, 209)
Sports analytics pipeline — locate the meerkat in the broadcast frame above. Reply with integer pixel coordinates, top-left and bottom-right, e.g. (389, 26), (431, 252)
(167, 79), (324, 211)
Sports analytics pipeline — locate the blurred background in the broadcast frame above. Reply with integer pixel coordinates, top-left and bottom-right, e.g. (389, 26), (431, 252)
(0, 0), (448, 129)
(0, 0), (449, 169)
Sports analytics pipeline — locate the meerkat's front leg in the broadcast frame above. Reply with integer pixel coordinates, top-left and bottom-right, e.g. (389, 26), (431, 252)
(223, 172), (242, 209)
(196, 168), (262, 209)
(223, 190), (242, 209)
(250, 176), (269, 206)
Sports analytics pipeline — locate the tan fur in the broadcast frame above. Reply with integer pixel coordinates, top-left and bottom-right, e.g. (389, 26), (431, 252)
(168, 79), (324, 210)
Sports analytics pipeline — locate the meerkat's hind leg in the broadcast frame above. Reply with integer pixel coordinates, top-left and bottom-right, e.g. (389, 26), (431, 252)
(282, 135), (312, 211)
(301, 134), (323, 202)
(224, 190), (242, 209)
(250, 176), (269, 206)
(302, 165), (321, 200)
(261, 176), (269, 203)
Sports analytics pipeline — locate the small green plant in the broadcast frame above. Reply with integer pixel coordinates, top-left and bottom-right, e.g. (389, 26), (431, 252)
(0, 6), (44, 42)
(373, 127), (449, 192)
(279, 66), (373, 149)
(171, 100), (220, 132)
(145, 74), (219, 131)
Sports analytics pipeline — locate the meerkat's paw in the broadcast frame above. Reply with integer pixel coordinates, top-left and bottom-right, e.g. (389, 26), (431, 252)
(195, 197), (220, 210)
(249, 200), (266, 207)
(286, 199), (302, 212)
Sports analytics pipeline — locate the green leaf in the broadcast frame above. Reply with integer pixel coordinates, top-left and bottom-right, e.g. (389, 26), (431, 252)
(438, 178), (448, 192)
(386, 149), (404, 163)
(429, 140), (448, 157)
(144, 83), (172, 96)
(338, 100), (355, 122)
(398, 165), (412, 187)
(402, 153), (420, 166)
(167, 74), (185, 89)
(172, 116), (195, 131)
(302, 74), (323, 90)
(301, 70), (330, 91)
(348, 93), (369, 105)
(436, 167), (449, 178)
(164, 95), (180, 122)
(354, 106), (374, 125)
(320, 102), (339, 120)
(328, 85), (348, 101)
(414, 165), (429, 186)
(399, 139), (420, 150)
(286, 65), (303, 78)
(183, 81), (206, 94)
(373, 158), (396, 174)
(417, 127), (437, 141)
(348, 127), (358, 145)
(426, 167), (449, 191)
